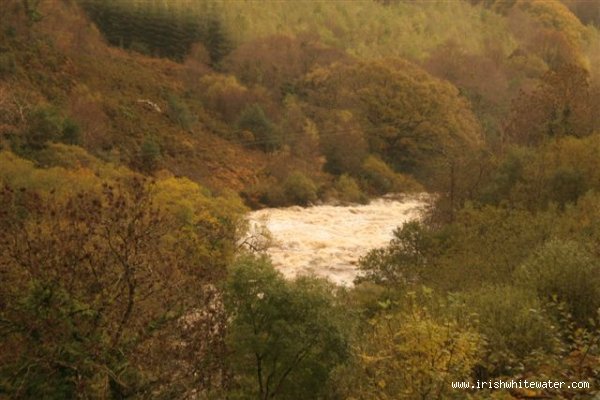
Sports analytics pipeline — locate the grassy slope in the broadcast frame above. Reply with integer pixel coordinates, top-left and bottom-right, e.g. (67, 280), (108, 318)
(2, 0), (268, 192)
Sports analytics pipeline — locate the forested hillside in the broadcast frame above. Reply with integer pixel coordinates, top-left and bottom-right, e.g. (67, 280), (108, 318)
(1, 0), (600, 398)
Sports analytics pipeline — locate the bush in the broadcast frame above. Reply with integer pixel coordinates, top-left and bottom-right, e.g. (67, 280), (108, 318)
(334, 174), (367, 204)
(357, 221), (438, 286)
(245, 173), (317, 208)
(547, 167), (587, 208)
(140, 136), (161, 172)
(478, 146), (532, 205)
(241, 175), (284, 207)
(22, 108), (82, 150)
(61, 118), (81, 145)
(0, 52), (17, 77)
(260, 180), (287, 207)
(332, 297), (481, 400)
(515, 239), (600, 326)
(198, 74), (251, 121)
(167, 94), (196, 131)
(283, 171), (317, 206)
(24, 106), (65, 150)
(237, 104), (280, 152)
(361, 155), (421, 194)
(463, 285), (558, 375)
(34, 143), (97, 169)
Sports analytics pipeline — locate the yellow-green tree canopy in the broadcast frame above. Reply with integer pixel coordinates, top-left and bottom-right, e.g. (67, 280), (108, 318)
(301, 59), (483, 182)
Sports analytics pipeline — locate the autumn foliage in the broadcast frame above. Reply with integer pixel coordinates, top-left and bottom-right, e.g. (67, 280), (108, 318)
(1, 0), (600, 398)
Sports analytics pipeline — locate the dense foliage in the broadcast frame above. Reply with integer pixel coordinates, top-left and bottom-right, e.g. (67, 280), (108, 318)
(2, 0), (600, 398)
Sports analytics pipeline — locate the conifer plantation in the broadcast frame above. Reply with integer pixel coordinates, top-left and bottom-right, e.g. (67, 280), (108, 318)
(1, 0), (600, 398)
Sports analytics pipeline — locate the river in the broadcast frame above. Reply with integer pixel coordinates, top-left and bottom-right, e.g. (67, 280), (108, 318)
(246, 194), (429, 285)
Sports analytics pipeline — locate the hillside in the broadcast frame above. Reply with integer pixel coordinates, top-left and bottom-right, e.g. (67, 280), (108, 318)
(1, 0), (600, 398)
(2, 0), (599, 206)
(1, 0), (269, 194)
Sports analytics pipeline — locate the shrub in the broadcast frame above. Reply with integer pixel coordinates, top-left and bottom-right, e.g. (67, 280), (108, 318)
(463, 285), (558, 375)
(140, 136), (161, 172)
(283, 171), (317, 206)
(22, 108), (82, 150)
(237, 104), (280, 152)
(245, 174), (316, 208)
(515, 239), (600, 326)
(24, 106), (64, 149)
(0, 52), (17, 77)
(61, 118), (81, 145)
(243, 176), (293, 208)
(34, 143), (97, 169)
(167, 94), (196, 131)
(332, 298), (481, 399)
(334, 174), (367, 204)
(261, 181), (287, 207)
(478, 146), (532, 205)
(357, 221), (437, 286)
(361, 155), (421, 194)
(198, 74), (250, 121)
(546, 167), (587, 208)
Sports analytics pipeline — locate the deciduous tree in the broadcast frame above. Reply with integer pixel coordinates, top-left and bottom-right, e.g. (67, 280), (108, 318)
(224, 256), (349, 399)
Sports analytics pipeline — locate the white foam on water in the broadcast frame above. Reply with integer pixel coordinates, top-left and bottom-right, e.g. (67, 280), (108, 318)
(246, 194), (429, 285)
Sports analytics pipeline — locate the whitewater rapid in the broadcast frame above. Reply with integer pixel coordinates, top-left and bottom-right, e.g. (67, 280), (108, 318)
(246, 194), (429, 285)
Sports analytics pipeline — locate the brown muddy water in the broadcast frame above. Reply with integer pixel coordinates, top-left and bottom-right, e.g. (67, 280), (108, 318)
(247, 194), (429, 285)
